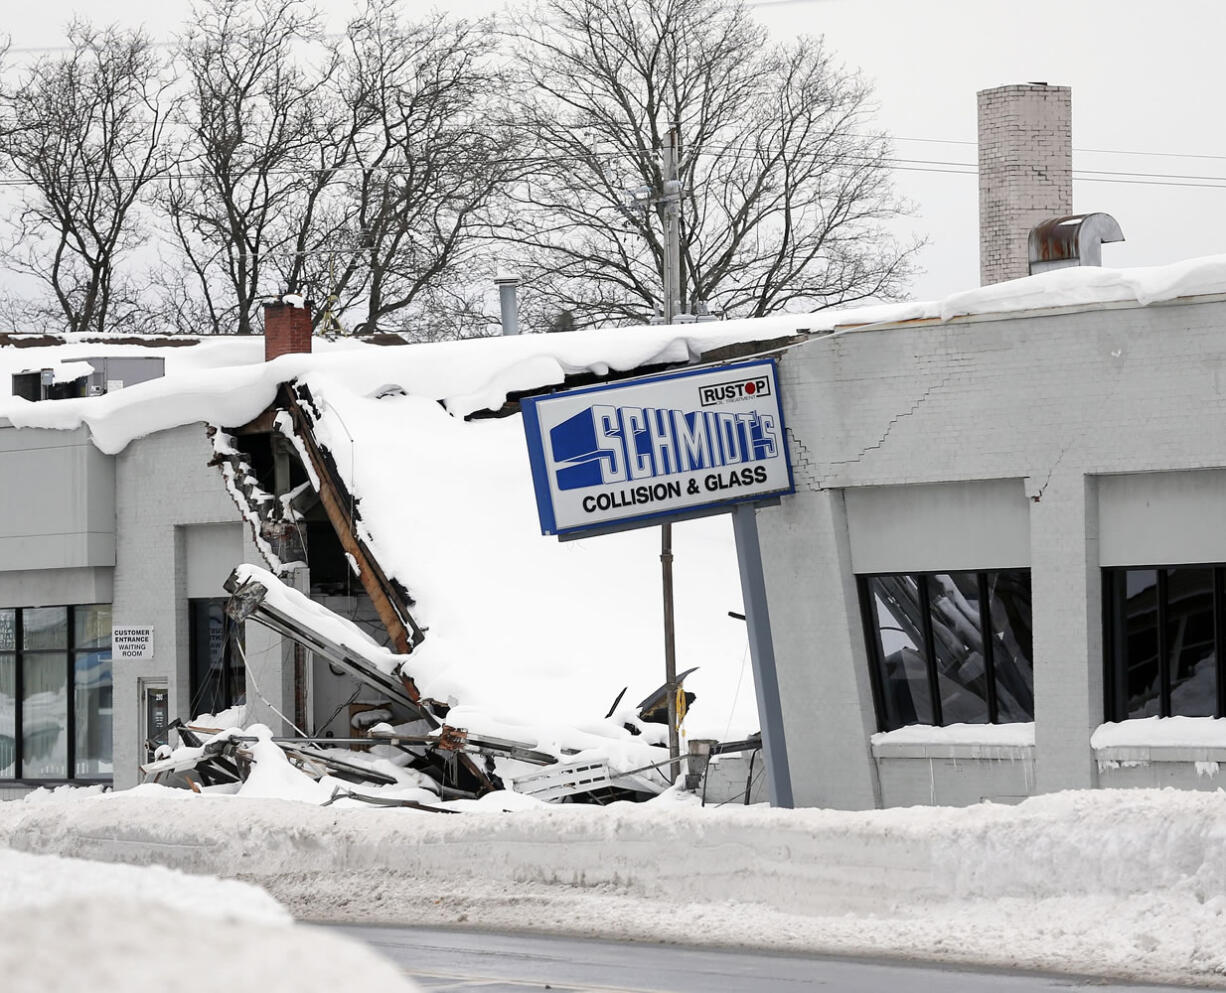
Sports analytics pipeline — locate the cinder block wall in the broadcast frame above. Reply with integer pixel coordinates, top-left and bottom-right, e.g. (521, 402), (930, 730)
(767, 295), (1226, 807)
(978, 83), (1072, 285)
(113, 424), (282, 788)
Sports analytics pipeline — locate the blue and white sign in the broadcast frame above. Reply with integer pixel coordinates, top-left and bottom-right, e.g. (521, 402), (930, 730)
(521, 359), (794, 537)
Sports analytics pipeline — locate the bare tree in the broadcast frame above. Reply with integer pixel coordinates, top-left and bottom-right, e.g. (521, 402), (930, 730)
(0, 24), (174, 334)
(293, 1), (510, 337)
(165, 0), (347, 335)
(507, 0), (919, 327)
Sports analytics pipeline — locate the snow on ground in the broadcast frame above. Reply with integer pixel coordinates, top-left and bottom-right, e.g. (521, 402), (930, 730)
(0, 802), (421, 993)
(4, 785), (1226, 987)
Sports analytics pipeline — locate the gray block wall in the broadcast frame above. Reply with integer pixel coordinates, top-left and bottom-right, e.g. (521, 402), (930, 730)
(112, 423), (288, 788)
(767, 295), (1226, 808)
(0, 424), (115, 572)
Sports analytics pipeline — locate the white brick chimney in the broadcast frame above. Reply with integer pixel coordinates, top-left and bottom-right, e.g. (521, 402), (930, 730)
(977, 83), (1073, 286)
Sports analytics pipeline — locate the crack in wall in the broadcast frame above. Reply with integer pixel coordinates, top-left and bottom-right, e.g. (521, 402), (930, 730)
(822, 370), (956, 482)
(1029, 354), (1130, 502)
(1029, 442), (1070, 503)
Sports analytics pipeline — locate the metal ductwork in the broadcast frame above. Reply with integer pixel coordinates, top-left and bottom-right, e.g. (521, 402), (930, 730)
(1028, 213), (1125, 274)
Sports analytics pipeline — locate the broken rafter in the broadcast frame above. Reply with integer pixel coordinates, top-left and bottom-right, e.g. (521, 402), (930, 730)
(322, 787), (460, 813)
(228, 731), (557, 766)
(273, 743), (401, 786)
(277, 381), (425, 656)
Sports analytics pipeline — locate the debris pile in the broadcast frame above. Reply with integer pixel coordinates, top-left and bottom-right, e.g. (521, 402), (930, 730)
(140, 565), (680, 806)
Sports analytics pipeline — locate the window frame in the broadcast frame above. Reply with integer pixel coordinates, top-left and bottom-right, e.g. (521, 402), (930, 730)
(188, 597), (245, 719)
(858, 569), (1033, 733)
(1102, 564), (1226, 721)
(1, 603), (112, 786)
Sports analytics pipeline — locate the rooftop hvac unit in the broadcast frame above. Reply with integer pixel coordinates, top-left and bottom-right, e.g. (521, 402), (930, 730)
(11, 355), (166, 401)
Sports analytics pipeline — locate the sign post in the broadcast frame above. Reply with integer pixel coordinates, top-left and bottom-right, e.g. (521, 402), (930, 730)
(731, 503), (794, 807)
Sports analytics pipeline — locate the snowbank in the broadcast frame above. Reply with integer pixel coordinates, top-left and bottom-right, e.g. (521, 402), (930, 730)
(0, 806), (421, 993)
(4, 786), (1226, 986)
(1, 902), (421, 993)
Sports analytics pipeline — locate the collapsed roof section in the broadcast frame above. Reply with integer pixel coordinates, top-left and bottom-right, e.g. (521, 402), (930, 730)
(212, 562), (672, 802)
(224, 563), (419, 713)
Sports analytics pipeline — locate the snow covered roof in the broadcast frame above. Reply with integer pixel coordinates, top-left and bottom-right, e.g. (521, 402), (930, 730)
(4, 253), (1226, 446)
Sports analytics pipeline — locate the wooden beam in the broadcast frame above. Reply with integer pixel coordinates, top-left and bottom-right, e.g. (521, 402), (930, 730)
(280, 384), (425, 654)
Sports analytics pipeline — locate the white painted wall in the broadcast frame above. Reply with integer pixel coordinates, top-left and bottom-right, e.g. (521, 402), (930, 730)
(769, 295), (1226, 807)
(112, 424), (288, 789)
(0, 425), (114, 571)
(1099, 469), (1226, 566)
(184, 523), (244, 599)
(845, 478), (1030, 574)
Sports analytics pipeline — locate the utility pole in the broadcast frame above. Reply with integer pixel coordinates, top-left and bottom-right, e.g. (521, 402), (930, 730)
(661, 125), (683, 323)
(660, 123), (682, 783)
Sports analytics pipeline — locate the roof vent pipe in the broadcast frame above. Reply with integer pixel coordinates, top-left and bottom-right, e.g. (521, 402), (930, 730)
(494, 275), (519, 336)
(1028, 213), (1125, 274)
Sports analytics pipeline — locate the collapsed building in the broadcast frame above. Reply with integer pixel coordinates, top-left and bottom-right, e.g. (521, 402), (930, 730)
(0, 312), (789, 805)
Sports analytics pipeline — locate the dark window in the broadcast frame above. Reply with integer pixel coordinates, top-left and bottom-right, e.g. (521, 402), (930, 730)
(189, 599), (245, 719)
(860, 570), (1034, 732)
(0, 604), (112, 782)
(1104, 566), (1221, 720)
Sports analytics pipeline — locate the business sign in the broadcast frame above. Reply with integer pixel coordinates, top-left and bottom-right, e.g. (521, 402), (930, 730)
(521, 359), (794, 537)
(112, 626), (153, 660)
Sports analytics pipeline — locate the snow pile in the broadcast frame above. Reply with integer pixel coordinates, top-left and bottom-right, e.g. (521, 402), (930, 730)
(286, 378), (756, 744)
(0, 318), (808, 451)
(36, 360), (95, 384)
(871, 721), (1035, 748)
(4, 786), (1226, 985)
(938, 253), (1226, 322)
(0, 810), (421, 993)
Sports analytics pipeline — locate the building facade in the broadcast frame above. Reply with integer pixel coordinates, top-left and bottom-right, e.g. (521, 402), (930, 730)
(760, 290), (1226, 808)
(0, 419), (302, 797)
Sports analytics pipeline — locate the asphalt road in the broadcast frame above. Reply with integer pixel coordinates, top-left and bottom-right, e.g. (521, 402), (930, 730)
(325, 923), (1192, 993)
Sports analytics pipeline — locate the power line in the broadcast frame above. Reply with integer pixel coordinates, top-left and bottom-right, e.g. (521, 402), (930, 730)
(1, 150), (1225, 192)
(889, 134), (1226, 162)
(0, 121), (1224, 191)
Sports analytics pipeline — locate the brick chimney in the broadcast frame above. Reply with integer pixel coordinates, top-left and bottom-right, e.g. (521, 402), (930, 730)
(978, 83), (1072, 286)
(264, 296), (312, 361)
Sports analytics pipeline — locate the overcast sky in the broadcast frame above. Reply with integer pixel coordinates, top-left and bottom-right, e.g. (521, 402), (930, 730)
(7, 0), (1226, 302)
